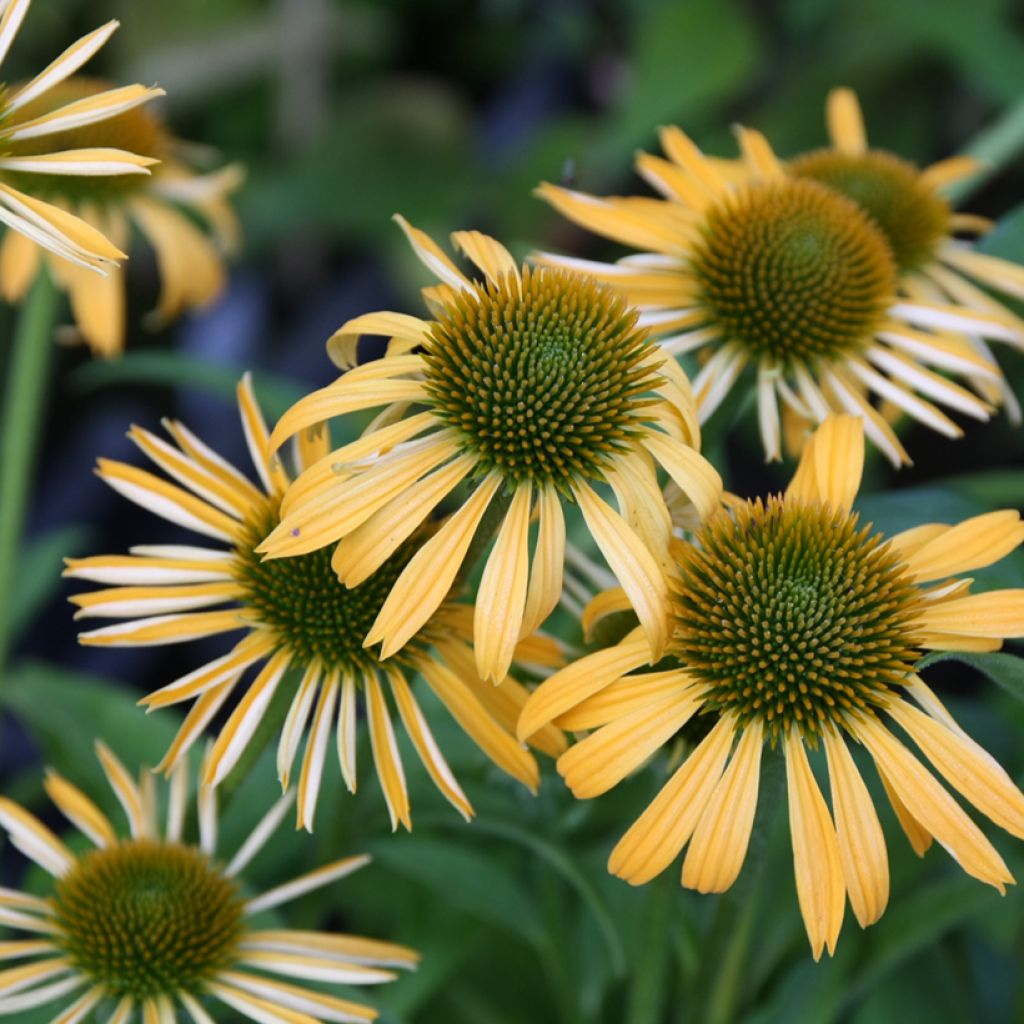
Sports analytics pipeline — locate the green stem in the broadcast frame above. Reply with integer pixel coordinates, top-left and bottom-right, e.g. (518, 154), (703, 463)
(0, 269), (59, 678)
(694, 748), (786, 1024)
(948, 97), (1024, 204)
(626, 872), (675, 1024)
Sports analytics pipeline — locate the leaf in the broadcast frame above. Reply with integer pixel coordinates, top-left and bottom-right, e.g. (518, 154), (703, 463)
(916, 650), (1024, 705)
(2, 660), (182, 800)
(615, 0), (756, 143)
(841, 874), (1017, 1009)
(366, 834), (545, 950)
(69, 351), (304, 421)
(9, 525), (88, 640)
(445, 818), (627, 979)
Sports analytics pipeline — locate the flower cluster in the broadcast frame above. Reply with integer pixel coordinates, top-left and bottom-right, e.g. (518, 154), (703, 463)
(3, 4), (1024, 1014)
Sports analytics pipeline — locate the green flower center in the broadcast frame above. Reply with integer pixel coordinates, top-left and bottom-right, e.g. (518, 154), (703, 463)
(790, 149), (951, 272)
(673, 497), (922, 741)
(1, 76), (165, 203)
(422, 266), (659, 486)
(235, 509), (419, 671)
(51, 840), (243, 999)
(690, 179), (896, 368)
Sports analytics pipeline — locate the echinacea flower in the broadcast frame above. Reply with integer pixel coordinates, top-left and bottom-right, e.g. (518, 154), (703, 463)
(65, 375), (565, 832)
(0, 0), (164, 272)
(518, 414), (1024, 958)
(0, 74), (242, 356)
(262, 218), (722, 682)
(536, 125), (1023, 464)
(786, 87), (1024, 421)
(0, 741), (418, 1022)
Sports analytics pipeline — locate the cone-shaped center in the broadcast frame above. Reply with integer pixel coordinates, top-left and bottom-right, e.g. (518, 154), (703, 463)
(790, 148), (951, 272)
(238, 509), (419, 671)
(673, 497), (922, 742)
(422, 266), (659, 485)
(52, 840), (244, 999)
(690, 179), (896, 367)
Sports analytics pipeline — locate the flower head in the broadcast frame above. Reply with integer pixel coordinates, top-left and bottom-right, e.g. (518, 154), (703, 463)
(0, 73), (242, 356)
(65, 375), (565, 831)
(262, 218), (722, 679)
(519, 415), (1024, 958)
(537, 119), (1023, 464)
(0, 742), (418, 1021)
(0, 0), (165, 272)
(787, 87), (1024, 420)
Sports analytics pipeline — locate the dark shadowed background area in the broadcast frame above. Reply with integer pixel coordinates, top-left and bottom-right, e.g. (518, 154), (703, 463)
(2, 1), (1024, 1021)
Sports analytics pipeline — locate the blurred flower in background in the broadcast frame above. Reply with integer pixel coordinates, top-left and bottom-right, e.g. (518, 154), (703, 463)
(0, 740), (418, 1021)
(0, 71), (242, 356)
(0, 0), (163, 276)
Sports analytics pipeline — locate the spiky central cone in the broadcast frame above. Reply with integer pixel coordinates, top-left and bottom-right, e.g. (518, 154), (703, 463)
(690, 179), (896, 367)
(51, 840), (243, 999)
(2, 77), (165, 202)
(238, 510), (416, 670)
(673, 497), (922, 741)
(790, 149), (951, 272)
(422, 266), (659, 485)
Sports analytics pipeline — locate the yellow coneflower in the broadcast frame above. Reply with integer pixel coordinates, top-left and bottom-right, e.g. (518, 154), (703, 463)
(65, 375), (565, 832)
(519, 414), (1024, 958)
(536, 125), (1023, 464)
(786, 87), (1024, 421)
(0, 741), (418, 1022)
(0, 74), (242, 356)
(0, 0), (164, 273)
(261, 218), (722, 683)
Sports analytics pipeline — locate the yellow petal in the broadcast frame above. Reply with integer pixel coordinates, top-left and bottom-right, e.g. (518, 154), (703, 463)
(902, 511), (1024, 582)
(853, 714), (1013, 890)
(916, 590), (1024, 637)
(888, 699), (1024, 839)
(642, 431), (722, 522)
(826, 88), (867, 155)
(682, 720), (764, 893)
(475, 481), (533, 683)
(557, 690), (702, 799)
(572, 480), (669, 660)
(608, 715), (734, 885)
(418, 658), (538, 791)
(365, 471), (498, 658)
(823, 728), (888, 928)
(520, 484), (566, 637)
(517, 629), (652, 741)
(785, 732), (846, 960)
(365, 673), (410, 831)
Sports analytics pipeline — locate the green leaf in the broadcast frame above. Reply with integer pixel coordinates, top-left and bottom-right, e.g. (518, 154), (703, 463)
(442, 818), (627, 979)
(916, 650), (1024, 705)
(68, 351), (304, 421)
(366, 834), (545, 950)
(2, 660), (181, 798)
(9, 525), (88, 640)
(612, 0), (756, 147)
(841, 874), (1016, 1009)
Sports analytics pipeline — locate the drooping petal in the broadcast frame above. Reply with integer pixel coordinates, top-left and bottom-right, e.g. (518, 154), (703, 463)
(785, 732), (846, 960)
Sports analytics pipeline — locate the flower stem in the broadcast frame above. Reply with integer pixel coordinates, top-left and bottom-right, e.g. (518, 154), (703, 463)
(0, 268), (59, 678)
(693, 747), (786, 1024)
